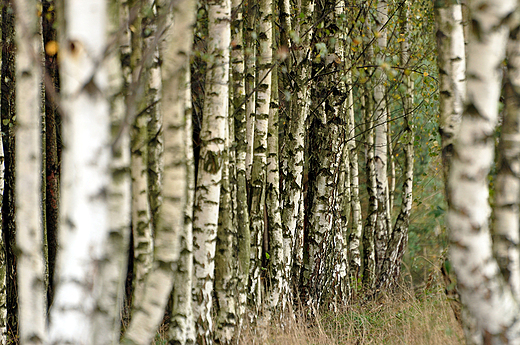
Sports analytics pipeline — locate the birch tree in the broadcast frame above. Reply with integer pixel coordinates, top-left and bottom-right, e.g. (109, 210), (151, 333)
(373, 0), (391, 278)
(47, 0), (112, 342)
(128, 0), (154, 305)
(214, 96), (237, 344)
(376, 0), (414, 291)
(362, 20), (378, 290)
(92, 0), (132, 342)
(248, 0), (273, 310)
(492, 4), (520, 304)
(281, 0), (314, 296)
(446, 0), (520, 342)
(191, 0), (230, 342)
(169, 67), (196, 345)
(231, 0), (250, 320)
(122, 0), (196, 342)
(346, 3), (363, 293)
(266, 65), (284, 311)
(435, 0), (465, 180)
(15, 0), (46, 342)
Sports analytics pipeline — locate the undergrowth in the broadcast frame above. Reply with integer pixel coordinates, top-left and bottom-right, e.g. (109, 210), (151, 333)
(238, 283), (463, 345)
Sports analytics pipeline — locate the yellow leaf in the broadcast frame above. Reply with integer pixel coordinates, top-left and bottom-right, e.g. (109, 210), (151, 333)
(45, 41), (59, 56)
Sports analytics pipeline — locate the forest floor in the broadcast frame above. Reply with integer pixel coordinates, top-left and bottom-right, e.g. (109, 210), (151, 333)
(151, 272), (463, 345)
(237, 278), (463, 345)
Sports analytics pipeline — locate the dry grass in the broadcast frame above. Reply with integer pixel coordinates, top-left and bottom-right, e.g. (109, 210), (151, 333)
(239, 285), (464, 345)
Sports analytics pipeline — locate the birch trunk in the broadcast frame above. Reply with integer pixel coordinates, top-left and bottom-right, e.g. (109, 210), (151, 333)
(47, 0), (111, 342)
(128, 0), (154, 306)
(446, 0), (520, 342)
(347, 52), (363, 293)
(281, 0), (314, 299)
(376, 1), (414, 291)
(92, 0), (132, 342)
(305, 0), (348, 306)
(146, 6), (164, 244)
(214, 101), (237, 344)
(435, 1), (465, 178)
(15, 0), (45, 342)
(362, 33), (377, 290)
(231, 0), (250, 321)
(434, 2), (480, 343)
(266, 65), (284, 311)
(169, 66), (196, 345)
(373, 0), (390, 278)
(492, 9), (520, 303)
(244, 0), (256, 180)
(192, 0), (230, 342)
(122, 0), (196, 342)
(248, 0), (272, 311)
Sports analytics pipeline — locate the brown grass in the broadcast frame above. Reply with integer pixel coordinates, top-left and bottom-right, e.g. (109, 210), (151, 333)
(238, 285), (464, 345)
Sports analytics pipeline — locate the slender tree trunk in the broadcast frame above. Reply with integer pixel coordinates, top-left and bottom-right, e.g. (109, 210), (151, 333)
(305, 0), (348, 306)
(231, 0), (250, 322)
(145, 2), (164, 235)
(346, 1), (363, 294)
(244, 0), (257, 181)
(1, 2), (18, 339)
(376, 0), (414, 292)
(493, 9), (520, 304)
(435, 1), (466, 182)
(434, 2), (478, 343)
(266, 65), (284, 311)
(191, 0), (230, 342)
(15, 0), (46, 342)
(281, 0), (314, 299)
(92, 0), (132, 342)
(169, 66), (196, 345)
(373, 0), (390, 278)
(362, 27), (377, 290)
(214, 96), (237, 344)
(446, 0), (520, 342)
(248, 0), (272, 311)
(122, 0), (197, 342)
(128, 0), (154, 307)
(48, 0), (111, 342)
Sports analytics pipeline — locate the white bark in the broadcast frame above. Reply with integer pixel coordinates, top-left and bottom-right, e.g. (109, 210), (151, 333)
(231, 0), (250, 322)
(493, 7), (520, 304)
(48, 0), (111, 342)
(436, 2), (466, 169)
(281, 0), (314, 299)
(122, 0), (196, 343)
(214, 104), (237, 344)
(248, 0), (272, 311)
(244, 0), (256, 181)
(373, 0), (390, 276)
(266, 66), (284, 311)
(128, 0), (154, 307)
(192, 0), (230, 342)
(447, 0), (520, 342)
(92, 0), (131, 342)
(169, 66), (196, 345)
(15, 0), (45, 342)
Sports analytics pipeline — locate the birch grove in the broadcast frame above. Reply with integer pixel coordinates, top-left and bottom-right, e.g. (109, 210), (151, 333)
(5, 0), (517, 344)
